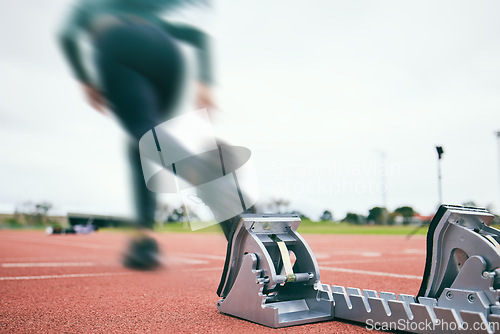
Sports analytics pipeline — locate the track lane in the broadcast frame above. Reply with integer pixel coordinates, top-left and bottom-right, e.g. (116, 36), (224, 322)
(0, 231), (426, 333)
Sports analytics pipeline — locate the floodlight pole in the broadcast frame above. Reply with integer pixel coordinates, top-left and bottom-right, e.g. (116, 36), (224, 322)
(436, 146), (444, 205)
(380, 151), (387, 209)
(377, 151), (388, 225)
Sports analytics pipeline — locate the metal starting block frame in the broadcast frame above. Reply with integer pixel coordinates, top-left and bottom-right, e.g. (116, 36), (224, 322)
(217, 206), (500, 332)
(216, 214), (334, 328)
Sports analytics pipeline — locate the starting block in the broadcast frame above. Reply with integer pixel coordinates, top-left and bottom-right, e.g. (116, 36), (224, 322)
(333, 205), (500, 333)
(218, 206), (500, 333)
(216, 214), (334, 327)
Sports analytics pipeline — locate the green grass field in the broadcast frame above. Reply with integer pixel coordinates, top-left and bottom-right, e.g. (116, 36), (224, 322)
(153, 220), (429, 236)
(0, 219), (429, 236)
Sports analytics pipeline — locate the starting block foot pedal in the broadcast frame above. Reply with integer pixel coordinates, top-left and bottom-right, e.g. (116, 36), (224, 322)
(217, 214), (334, 328)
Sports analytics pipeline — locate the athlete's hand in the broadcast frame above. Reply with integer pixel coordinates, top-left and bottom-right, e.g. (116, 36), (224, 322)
(80, 83), (107, 114)
(195, 81), (216, 111)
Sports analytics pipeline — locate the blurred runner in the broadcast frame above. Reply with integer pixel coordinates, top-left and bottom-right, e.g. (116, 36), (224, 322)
(58, 0), (214, 269)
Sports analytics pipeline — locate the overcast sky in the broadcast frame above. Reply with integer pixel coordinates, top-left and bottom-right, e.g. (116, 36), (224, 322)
(1, 0), (499, 220)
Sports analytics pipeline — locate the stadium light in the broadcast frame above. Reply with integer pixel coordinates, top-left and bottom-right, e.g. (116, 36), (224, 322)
(436, 146), (444, 205)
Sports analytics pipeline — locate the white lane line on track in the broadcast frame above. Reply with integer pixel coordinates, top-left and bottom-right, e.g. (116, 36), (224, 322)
(0, 272), (129, 281)
(311, 252), (330, 259)
(360, 252), (381, 257)
(179, 267), (221, 272)
(176, 253), (225, 260)
(2, 257), (209, 267)
(403, 248), (426, 254)
(2, 262), (95, 268)
(0, 254), (217, 269)
(0, 256), (101, 262)
(326, 251), (382, 257)
(320, 266), (422, 280)
(0, 235), (114, 249)
(165, 257), (208, 265)
(319, 256), (423, 266)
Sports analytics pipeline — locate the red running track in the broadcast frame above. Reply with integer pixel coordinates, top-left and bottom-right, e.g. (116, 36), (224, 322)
(0, 230), (426, 333)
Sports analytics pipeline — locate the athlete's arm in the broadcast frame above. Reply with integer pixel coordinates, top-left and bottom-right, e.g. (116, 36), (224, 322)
(161, 21), (216, 109)
(58, 4), (107, 113)
(58, 3), (91, 84)
(195, 81), (216, 110)
(80, 83), (106, 114)
(161, 21), (213, 85)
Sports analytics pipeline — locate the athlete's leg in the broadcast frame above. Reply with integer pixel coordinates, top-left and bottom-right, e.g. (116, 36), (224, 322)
(219, 206), (256, 241)
(96, 24), (251, 245)
(95, 23), (184, 231)
(95, 56), (165, 268)
(95, 23), (184, 138)
(128, 142), (156, 229)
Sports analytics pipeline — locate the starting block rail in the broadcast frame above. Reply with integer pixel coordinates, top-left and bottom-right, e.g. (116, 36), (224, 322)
(333, 285), (500, 333)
